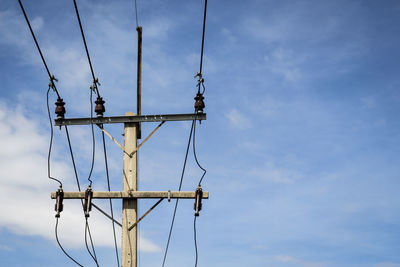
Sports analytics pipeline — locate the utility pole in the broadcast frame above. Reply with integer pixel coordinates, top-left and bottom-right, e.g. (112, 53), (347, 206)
(51, 112), (208, 267)
(122, 112), (138, 267)
(51, 26), (208, 267)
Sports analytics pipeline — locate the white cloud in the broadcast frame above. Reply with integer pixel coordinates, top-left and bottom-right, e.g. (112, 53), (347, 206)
(274, 255), (328, 267)
(225, 108), (252, 129)
(375, 263), (400, 267)
(250, 162), (302, 184)
(0, 100), (160, 252)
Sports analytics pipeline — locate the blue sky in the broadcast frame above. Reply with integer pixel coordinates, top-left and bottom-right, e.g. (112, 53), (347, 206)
(1, 0), (400, 266)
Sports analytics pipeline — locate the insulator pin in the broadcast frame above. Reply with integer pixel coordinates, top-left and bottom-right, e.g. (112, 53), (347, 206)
(55, 187), (64, 218)
(194, 186), (203, 216)
(194, 92), (205, 114)
(94, 96), (106, 117)
(83, 186), (93, 217)
(55, 97), (66, 119)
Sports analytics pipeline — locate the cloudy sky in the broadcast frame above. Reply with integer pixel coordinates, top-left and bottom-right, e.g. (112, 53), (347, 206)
(1, 0), (400, 266)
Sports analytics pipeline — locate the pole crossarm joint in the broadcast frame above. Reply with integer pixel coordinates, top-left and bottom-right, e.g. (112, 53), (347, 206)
(54, 113), (206, 126)
(51, 190), (209, 199)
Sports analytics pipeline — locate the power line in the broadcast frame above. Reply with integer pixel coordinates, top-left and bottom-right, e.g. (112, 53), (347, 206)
(86, 89), (96, 187)
(101, 131), (121, 267)
(161, 120), (195, 267)
(46, 87), (63, 187)
(18, 0), (61, 98)
(55, 218), (84, 267)
(193, 216), (198, 267)
(72, 0), (101, 96)
(85, 219), (99, 267)
(65, 126), (102, 267)
(199, 0), (208, 75)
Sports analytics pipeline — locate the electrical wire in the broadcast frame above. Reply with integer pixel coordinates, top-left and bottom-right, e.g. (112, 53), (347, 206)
(193, 216), (198, 267)
(193, 120), (207, 186)
(161, 120), (195, 267)
(46, 87), (62, 187)
(85, 219), (99, 267)
(65, 126), (101, 267)
(18, 0), (61, 98)
(72, 0), (101, 96)
(192, 119), (207, 267)
(55, 218), (84, 267)
(102, 131), (121, 267)
(199, 0), (208, 75)
(87, 89), (96, 187)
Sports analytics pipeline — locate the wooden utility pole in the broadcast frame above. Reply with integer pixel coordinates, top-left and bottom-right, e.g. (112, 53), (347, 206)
(122, 112), (138, 267)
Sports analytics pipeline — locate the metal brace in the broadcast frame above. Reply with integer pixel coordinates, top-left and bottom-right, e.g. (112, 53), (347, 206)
(83, 186), (93, 217)
(167, 190), (171, 202)
(55, 186), (64, 218)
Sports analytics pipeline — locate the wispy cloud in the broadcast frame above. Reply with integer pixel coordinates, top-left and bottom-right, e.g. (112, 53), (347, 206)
(225, 108), (252, 129)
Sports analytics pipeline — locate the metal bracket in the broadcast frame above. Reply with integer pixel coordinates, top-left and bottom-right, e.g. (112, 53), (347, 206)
(54, 113), (206, 126)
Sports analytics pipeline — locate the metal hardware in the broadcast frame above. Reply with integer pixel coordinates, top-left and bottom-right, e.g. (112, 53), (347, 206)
(54, 187), (64, 218)
(167, 190), (171, 202)
(83, 186), (93, 217)
(55, 113), (206, 126)
(94, 96), (105, 117)
(194, 186), (203, 216)
(55, 97), (66, 119)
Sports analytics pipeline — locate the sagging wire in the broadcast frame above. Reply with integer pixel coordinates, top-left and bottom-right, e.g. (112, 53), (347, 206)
(102, 131), (121, 267)
(72, 0), (101, 96)
(161, 120), (195, 267)
(46, 85), (63, 187)
(18, 0), (61, 99)
(48, 79), (84, 267)
(87, 88), (96, 187)
(85, 219), (99, 267)
(192, 0), (208, 265)
(65, 125), (101, 267)
(55, 218), (84, 267)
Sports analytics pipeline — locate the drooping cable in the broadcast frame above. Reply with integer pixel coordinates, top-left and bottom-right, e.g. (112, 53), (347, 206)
(46, 87), (62, 187)
(65, 126), (100, 267)
(55, 218), (84, 267)
(85, 219), (99, 267)
(18, 0), (61, 98)
(193, 216), (198, 267)
(87, 89), (96, 187)
(193, 120), (206, 186)
(102, 131), (121, 267)
(72, 0), (101, 96)
(192, 119), (207, 267)
(161, 120), (195, 267)
(198, 0), (208, 76)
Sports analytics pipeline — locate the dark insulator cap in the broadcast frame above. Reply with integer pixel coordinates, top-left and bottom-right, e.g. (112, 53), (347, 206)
(55, 97), (66, 119)
(194, 92), (205, 113)
(95, 96), (106, 117)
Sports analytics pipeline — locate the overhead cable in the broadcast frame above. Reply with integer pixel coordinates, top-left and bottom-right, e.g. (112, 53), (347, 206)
(55, 218), (84, 267)
(18, 0), (61, 98)
(198, 0), (208, 75)
(102, 131), (121, 267)
(161, 120), (195, 267)
(46, 87), (63, 187)
(72, 0), (101, 96)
